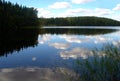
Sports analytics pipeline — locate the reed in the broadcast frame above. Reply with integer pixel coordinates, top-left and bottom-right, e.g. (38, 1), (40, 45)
(76, 44), (120, 81)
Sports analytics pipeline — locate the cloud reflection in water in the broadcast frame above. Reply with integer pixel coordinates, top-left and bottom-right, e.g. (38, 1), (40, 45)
(0, 67), (77, 81)
(59, 35), (89, 43)
(49, 42), (70, 49)
(60, 47), (93, 59)
(38, 34), (52, 44)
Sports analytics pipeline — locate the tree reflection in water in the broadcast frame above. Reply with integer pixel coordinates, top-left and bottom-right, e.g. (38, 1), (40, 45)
(0, 28), (117, 57)
(0, 28), (39, 57)
(0, 27), (120, 81)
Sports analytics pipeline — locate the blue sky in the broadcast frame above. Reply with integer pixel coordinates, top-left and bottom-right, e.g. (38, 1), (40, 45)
(6, 0), (120, 21)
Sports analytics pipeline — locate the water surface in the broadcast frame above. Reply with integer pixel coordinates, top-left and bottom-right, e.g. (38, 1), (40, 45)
(0, 26), (120, 69)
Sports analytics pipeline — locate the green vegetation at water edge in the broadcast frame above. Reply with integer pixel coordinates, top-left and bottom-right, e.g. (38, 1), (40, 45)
(0, 0), (39, 31)
(76, 44), (120, 81)
(40, 16), (120, 26)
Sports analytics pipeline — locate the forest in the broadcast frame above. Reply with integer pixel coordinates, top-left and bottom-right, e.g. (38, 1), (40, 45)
(41, 16), (120, 26)
(0, 0), (39, 31)
(1, 0), (120, 32)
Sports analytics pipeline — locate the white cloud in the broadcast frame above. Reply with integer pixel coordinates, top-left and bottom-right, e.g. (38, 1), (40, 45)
(57, 12), (75, 17)
(49, 42), (70, 49)
(112, 15), (120, 21)
(94, 8), (113, 16)
(48, 2), (71, 9)
(57, 8), (113, 18)
(37, 8), (54, 18)
(71, 0), (94, 4)
(113, 4), (120, 10)
(37, 7), (116, 21)
(66, 8), (91, 13)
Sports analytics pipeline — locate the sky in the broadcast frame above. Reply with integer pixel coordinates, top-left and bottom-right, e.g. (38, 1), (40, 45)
(6, 0), (120, 21)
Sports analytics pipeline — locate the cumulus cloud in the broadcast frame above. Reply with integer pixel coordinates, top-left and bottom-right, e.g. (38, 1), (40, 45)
(58, 8), (113, 18)
(66, 8), (91, 13)
(48, 2), (71, 9)
(37, 7), (113, 18)
(113, 4), (120, 10)
(94, 8), (113, 16)
(71, 0), (94, 4)
(110, 15), (120, 21)
(37, 8), (54, 18)
(49, 42), (70, 49)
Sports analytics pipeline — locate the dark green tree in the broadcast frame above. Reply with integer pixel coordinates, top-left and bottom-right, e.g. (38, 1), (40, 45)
(0, 0), (39, 31)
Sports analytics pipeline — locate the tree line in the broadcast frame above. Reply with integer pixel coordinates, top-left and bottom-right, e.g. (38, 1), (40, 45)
(0, 0), (39, 31)
(40, 16), (120, 26)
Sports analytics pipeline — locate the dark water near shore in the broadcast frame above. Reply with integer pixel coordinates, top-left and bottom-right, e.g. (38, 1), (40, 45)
(0, 26), (120, 69)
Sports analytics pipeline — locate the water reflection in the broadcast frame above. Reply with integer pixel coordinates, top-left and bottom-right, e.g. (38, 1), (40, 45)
(49, 43), (70, 49)
(40, 28), (118, 35)
(0, 27), (120, 81)
(0, 29), (39, 56)
(38, 34), (52, 44)
(0, 67), (77, 81)
(60, 47), (93, 59)
(0, 27), (120, 69)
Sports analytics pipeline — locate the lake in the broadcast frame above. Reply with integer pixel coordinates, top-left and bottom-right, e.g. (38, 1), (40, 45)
(0, 26), (120, 81)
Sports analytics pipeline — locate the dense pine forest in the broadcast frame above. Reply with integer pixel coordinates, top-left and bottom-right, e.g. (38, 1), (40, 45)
(41, 16), (120, 26)
(0, 0), (39, 31)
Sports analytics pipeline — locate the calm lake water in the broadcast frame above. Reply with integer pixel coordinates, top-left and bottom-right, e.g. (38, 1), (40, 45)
(0, 26), (120, 69)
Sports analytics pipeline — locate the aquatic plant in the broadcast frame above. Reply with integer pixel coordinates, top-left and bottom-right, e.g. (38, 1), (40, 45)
(76, 44), (120, 81)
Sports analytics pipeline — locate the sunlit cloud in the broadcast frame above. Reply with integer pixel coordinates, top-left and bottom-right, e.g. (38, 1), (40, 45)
(113, 4), (120, 10)
(66, 8), (91, 13)
(94, 8), (113, 16)
(37, 6), (118, 21)
(37, 8), (54, 18)
(71, 0), (95, 4)
(36, 0), (120, 21)
(60, 47), (93, 59)
(48, 2), (71, 9)
(53, 7), (113, 19)
(49, 42), (70, 49)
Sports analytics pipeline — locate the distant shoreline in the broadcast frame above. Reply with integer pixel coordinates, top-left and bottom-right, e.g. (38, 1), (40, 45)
(42, 26), (120, 30)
